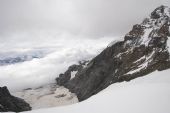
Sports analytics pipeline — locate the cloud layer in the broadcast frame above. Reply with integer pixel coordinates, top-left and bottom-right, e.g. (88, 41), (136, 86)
(0, 37), (113, 92)
(0, 0), (169, 44)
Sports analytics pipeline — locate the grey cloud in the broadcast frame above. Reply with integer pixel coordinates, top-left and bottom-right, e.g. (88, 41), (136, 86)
(0, 0), (169, 45)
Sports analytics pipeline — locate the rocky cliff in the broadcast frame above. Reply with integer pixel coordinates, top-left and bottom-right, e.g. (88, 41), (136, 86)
(0, 86), (31, 112)
(56, 5), (170, 101)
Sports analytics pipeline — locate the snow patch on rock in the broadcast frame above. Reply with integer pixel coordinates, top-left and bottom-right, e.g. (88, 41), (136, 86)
(167, 37), (170, 53)
(70, 71), (78, 79)
(127, 51), (155, 75)
(140, 28), (152, 46)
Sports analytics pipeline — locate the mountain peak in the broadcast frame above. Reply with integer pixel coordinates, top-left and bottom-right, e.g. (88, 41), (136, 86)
(151, 5), (170, 19)
(56, 6), (170, 101)
(124, 6), (170, 47)
(141, 5), (170, 28)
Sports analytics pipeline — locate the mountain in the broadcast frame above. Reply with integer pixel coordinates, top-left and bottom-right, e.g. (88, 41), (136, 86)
(1, 5), (170, 112)
(0, 49), (52, 66)
(0, 86), (31, 112)
(56, 5), (170, 101)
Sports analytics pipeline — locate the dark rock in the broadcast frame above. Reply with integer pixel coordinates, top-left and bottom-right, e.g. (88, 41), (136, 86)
(56, 6), (170, 101)
(0, 86), (31, 112)
(151, 5), (165, 19)
(56, 60), (89, 86)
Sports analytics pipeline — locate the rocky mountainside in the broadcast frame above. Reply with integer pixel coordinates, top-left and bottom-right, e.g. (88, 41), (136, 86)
(0, 86), (31, 112)
(56, 5), (170, 101)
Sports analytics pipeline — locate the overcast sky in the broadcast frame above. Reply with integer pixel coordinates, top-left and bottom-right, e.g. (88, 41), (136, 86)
(0, 0), (169, 50)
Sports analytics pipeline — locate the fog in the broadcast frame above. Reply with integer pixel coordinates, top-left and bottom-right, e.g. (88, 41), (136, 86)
(0, 0), (170, 91)
(0, 0), (169, 50)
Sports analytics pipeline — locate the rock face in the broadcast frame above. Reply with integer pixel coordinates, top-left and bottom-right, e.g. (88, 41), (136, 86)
(56, 60), (89, 86)
(56, 5), (170, 101)
(0, 86), (31, 112)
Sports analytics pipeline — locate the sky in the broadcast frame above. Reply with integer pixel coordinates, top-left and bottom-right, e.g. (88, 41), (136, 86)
(0, 0), (170, 50)
(0, 0), (170, 96)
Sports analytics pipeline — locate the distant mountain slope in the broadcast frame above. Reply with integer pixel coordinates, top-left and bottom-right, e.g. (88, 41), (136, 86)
(0, 49), (53, 66)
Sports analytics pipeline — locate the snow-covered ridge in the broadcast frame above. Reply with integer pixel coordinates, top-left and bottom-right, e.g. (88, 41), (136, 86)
(125, 5), (170, 47)
(142, 5), (170, 28)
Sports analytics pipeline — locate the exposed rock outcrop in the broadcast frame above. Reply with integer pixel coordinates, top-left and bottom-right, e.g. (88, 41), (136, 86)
(56, 5), (170, 101)
(56, 60), (89, 86)
(0, 86), (31, 112)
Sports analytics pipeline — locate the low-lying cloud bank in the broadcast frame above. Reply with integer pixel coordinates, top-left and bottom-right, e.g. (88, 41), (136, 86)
(0, 37), (114, 92)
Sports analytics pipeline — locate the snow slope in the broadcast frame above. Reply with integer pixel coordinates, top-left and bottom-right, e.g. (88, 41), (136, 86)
(20, 69), (170, 113)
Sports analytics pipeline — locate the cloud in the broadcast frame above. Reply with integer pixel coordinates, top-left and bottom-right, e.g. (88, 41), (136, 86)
(0, 0), (170, 91)
(0, 37), (113, 92)
(0, 0), (169, 38)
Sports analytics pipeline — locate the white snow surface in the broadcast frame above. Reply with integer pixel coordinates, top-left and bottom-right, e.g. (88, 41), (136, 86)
(17, 69), (170, 113)
(70, 71), (77, 80)
(140, 28), (152, 46)
(168, 36), (170, 52)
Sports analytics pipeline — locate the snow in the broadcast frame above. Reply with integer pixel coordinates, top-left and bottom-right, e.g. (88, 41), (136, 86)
(82, 61), (89, 68)
(70, 71), (77, 79)
(140, 28), (152, 46)
(12, 84), (78, 110)
(126, 64), (146, 75)
(133, 55), (145, 63)
(16, 69), (170, 113)
(140, 6), (170, 46)
(168, 36), (170, 52)
(164, 6), (170, 17)
(114, 50), (130, 58)
(127, 51), (155, 74)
